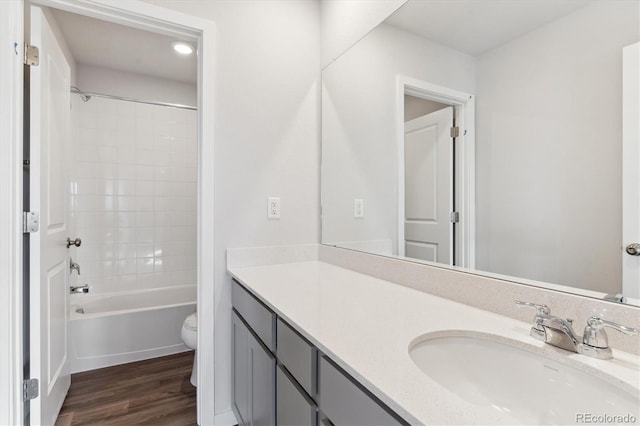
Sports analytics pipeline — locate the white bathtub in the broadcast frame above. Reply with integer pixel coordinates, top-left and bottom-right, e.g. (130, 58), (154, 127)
(69, 285), (196, 373)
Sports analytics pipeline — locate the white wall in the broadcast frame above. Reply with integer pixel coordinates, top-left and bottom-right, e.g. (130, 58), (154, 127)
(320, 0), (406, 67)
(76, 64), (197, 106)
(142, 1), (321, 421)
(70, 94), (197, 295)
(321, 22), (475, 253)
(404, 95), (448, 121)
(475, 0), (639, 293)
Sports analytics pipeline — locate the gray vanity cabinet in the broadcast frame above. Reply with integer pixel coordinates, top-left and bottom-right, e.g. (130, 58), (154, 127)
(318, 356), (405, 426)
(232, 279), (406, 426)
(232, 279), (277, 426)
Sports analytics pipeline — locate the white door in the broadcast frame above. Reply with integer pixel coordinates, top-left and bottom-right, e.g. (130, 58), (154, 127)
(29, 6), (71, 424)
(404, 106), (453, 263)
(623, 42), (640, 299)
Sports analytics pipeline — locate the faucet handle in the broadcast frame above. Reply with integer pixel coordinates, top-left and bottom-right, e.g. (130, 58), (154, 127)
(583, 316), (639, 349)
(515, 300), (551, 315)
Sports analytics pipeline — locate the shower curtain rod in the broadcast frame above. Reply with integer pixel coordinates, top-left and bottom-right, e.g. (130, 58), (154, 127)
(70, 86), (197, 111)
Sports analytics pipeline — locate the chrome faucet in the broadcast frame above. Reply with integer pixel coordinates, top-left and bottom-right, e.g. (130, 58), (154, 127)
(69, 257), (80, 275)
(516, 300), (638, 360)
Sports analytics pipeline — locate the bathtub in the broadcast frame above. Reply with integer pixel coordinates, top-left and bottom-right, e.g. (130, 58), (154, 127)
(69, 285), (196, 373)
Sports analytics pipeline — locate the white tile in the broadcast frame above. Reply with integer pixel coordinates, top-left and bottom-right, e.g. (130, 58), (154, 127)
(154, 166), (171, 181)
(170, 211), (193, 226)
(136, 273), (155, 289)
(101, 164), (118, 180)
(153, 257), (165, 273)
(136, 102), (155, 119)
(136, 165), (154, 181)
(170, 182), (196, 198)
(136, 227), (154, 243)
(136, 149), (155, 165)
(135, 131), (154, 150)
(117, 259), (137, 275)
(103, 196), (115, 212)
(136, 196), (154, 211)
(153, 242), (170, 258)
(77, 145), (98, 162)
(72, 178), (96, 196)
(136, 258), (154, 274)
(137, 117), (154, 134)
(117, 212), (135, 227)
(171, 167), (196, 182)
(154, 136), (171, 152)
(154, 150), (171, 167)
(118, 164), (136, 180)
(136, 242), (154, 259)
(117, 243), (137, 260)
(117, 100), (136, 117)
(154, 197), (172, 212)
(75, 162), (100, 178)
(154, 227), (172, 242)
(153, 182), (171, 197)
(136, 212), (154, 227)
(116, 180), (135, 196)
(98, 146), (117, 163)
(117, 148), (136, 165)
(155, 212), (172, 227)
(118, 228), (136, 244)
(116, 130), (135, 148)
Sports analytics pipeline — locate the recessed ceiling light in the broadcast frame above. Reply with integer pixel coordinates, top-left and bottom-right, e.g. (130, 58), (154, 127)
(172, 42), (193, 55)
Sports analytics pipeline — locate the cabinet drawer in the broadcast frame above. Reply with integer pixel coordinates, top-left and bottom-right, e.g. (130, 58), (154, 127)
(277, 365), (317, 426)
(277, 318), (317, 397)
(319, 356), (405, 426)
(232, 280), (275, 351)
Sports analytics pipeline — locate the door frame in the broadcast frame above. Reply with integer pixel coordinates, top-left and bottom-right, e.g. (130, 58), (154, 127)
(396, 75), (475, 268)
(0, 1), (216, 424)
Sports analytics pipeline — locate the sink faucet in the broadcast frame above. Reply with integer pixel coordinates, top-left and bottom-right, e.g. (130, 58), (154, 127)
(516, 300), (638, 360)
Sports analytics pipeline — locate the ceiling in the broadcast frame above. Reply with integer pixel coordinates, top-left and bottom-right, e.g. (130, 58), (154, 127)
(385, 0), (594, 56)
(52, 9), (197, 84)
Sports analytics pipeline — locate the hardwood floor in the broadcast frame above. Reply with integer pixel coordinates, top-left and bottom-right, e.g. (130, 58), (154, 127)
(55, 352), (197, 426)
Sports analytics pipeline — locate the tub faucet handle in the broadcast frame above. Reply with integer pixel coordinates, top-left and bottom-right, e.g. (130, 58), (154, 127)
(70, 257), (80, 275)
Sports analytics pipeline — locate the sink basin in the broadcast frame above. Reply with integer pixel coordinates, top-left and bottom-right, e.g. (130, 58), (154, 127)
(409, 332), (639, 425)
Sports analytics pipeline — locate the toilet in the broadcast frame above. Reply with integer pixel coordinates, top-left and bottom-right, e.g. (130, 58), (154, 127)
(181, 313), (197, 386)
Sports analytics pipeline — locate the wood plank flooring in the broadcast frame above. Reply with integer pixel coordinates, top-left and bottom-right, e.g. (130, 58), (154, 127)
(55, 352), (197, 426)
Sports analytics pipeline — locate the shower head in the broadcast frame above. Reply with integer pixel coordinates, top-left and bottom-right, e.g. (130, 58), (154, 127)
(70, 86), (91, 102)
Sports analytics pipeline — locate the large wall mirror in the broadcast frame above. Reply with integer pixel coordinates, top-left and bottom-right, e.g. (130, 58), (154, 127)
(321, 0), (640, 306)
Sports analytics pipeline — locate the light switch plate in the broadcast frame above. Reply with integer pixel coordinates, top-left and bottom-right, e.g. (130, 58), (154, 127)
(268, 197), (280, 219)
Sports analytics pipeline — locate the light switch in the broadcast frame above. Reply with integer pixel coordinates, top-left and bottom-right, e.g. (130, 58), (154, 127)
(354, 198), (364, 218)
(268, 197), (280, 219)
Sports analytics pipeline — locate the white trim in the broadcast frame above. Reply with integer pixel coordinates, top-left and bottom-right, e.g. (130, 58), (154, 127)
(214, 408), (238, 425)
(396, 76), (475, 268)
(0, 1), (24, 424)
(18, 1), (216, 424)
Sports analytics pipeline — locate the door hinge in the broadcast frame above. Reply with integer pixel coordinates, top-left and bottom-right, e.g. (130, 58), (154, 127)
(450, 126), (460, 138)
(450, 211), (459, 223)
(24, 44), (39, 66)
(23, 379), (39, 402)
(23, 211), (40, 233)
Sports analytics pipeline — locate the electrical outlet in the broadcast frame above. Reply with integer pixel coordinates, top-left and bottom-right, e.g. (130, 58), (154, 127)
(268, 197), (280, 219)
(354, 198), (364, 218)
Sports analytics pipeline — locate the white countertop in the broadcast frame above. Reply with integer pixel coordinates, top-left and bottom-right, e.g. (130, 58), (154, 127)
(228, 260), (640, 425)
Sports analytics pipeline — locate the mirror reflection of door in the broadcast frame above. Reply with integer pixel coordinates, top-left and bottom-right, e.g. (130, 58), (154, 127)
(403, 97), (453, 264)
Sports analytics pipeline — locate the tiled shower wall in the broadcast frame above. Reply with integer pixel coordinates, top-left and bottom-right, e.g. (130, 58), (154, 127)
(70, 96), (197, 294)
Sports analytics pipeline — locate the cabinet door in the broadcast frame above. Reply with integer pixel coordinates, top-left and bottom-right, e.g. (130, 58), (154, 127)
(233, 311), (249, 425)
(249, 332), (276, 425)
(277, 365), (317, 426)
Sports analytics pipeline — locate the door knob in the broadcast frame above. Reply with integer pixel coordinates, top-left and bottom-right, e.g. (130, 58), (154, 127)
(625, 243), (640, 256)
(67, 237), (82, 248)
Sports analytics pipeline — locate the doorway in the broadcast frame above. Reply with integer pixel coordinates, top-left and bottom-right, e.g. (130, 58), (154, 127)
(396, 76), (476, 268)
(15, 2), (215, 425)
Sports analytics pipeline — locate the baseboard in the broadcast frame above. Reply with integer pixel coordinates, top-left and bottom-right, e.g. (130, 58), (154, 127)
(214, 408), (237, 425)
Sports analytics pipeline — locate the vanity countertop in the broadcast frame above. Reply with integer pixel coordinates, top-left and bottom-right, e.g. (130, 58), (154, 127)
(227, 260), (640, 425)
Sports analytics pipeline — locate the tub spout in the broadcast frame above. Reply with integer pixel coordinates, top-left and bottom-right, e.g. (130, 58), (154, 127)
(70, 284), (89, 294)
